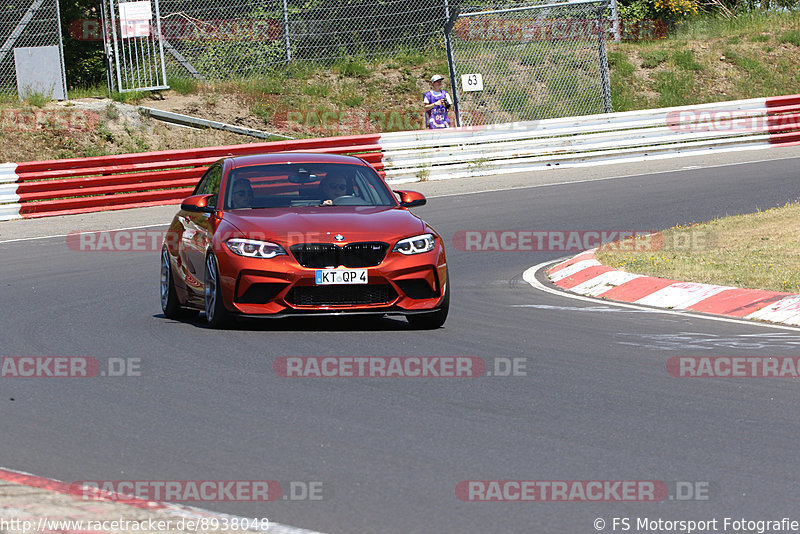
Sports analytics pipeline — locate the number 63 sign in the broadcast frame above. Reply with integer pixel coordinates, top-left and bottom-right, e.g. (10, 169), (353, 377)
(461, 73), (484, 92)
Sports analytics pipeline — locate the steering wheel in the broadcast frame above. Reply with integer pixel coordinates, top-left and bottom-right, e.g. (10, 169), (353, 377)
(331, 195), (364, 206)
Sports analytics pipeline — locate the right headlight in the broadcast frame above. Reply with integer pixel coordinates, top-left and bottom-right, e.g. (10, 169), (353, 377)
(393, 234), (435, 255)
(226, 238), (287, 259)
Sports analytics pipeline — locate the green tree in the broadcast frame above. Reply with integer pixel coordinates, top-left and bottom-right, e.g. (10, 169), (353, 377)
(60, 0), (106, 88)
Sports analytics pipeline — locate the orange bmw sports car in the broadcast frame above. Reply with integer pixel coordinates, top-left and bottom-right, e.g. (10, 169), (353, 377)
(160, 153), (449, 328)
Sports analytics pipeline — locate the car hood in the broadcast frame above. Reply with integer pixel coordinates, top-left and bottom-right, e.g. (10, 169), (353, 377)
(220, 206), (427, 245)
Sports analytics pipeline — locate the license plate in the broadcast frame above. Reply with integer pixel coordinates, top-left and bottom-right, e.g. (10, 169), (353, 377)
(315, 269), (368, 285)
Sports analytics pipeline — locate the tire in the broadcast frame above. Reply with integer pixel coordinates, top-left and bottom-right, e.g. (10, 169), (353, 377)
(160, 247), (181, 319)
(408, 278), (450, 330)
(204, 253), (232, 328)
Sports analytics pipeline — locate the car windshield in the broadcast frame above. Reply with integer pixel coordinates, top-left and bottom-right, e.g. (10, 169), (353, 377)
(223, 163), (396, 210)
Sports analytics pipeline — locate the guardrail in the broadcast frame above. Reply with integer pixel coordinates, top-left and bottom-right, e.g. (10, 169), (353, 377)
(0, 135), (381, 220)
(139, 107), (295, 140)
(1, 94), (798, 221)
(379, 94), (800, 182)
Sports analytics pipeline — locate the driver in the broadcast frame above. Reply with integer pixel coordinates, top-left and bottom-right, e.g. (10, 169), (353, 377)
(319, 171), (349, 206)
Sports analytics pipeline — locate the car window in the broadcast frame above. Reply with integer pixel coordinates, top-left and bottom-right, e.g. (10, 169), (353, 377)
(194, 164), (222, 207)
(223, 163), (395, 209)
(352, 167), (386, 205)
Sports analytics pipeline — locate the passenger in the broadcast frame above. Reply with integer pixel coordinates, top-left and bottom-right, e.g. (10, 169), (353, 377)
(230, 178), (254, 209)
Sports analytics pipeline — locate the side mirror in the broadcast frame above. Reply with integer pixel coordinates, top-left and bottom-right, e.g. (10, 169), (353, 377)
(181, 194), (216, 213)
(394, 190), (426, 208)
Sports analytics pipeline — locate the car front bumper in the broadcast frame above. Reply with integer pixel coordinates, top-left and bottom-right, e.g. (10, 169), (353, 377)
(214, 243), (448, 316)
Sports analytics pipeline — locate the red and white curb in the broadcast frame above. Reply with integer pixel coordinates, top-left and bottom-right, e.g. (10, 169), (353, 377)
(0, 467), (324, 534)
(541, 249), (800, 326)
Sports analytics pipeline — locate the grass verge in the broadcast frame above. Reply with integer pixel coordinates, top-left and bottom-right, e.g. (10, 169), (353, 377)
(596, 203), (800, 293)
(608, 10), (800, 111)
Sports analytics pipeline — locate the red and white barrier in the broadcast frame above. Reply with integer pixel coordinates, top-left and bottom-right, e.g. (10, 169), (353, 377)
(0, 134), (381, 220)
(1, 94), (799, 221)
(0, 163), (20, 221)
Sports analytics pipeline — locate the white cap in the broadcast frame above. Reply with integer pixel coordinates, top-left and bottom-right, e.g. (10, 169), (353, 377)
(430, 74), (444, 83)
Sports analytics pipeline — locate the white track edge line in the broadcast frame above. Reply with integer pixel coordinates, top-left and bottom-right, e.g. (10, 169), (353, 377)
(522, 259), (800, 333)
(0, 223), (168, 244)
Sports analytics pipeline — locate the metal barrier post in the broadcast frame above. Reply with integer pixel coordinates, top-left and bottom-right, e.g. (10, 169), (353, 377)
(444, 0), (461, 127)
(597, 4), (613, 113)
(282, 0), (291, 63)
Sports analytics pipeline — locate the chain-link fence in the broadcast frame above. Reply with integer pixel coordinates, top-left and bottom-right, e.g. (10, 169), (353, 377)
(3, 0), (613, 125)
(0, 0), (65, 94)
(448, 0), (612, 126)
(155, 0), (450, 80)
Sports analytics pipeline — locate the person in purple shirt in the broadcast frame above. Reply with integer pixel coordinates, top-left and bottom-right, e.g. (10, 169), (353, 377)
(423, 74), (453, 129)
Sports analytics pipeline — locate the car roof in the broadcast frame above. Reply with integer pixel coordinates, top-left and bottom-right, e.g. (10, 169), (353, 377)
(227, 153), (370, 169)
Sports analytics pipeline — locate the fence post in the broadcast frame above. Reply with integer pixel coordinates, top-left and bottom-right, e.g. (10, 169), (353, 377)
(443, 0), (461, 127)
(54, 0), (68, 100)
(282, 0), (291, 63)
(153, 0), (168, 88)
(108, 0), (124, 93)
(609, 0), (621, 42)
(597, 4), (613, 113)
(99, 0), (113, 95)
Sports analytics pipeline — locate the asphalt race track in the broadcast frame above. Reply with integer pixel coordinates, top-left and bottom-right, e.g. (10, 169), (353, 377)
(2, 154), (800, 533)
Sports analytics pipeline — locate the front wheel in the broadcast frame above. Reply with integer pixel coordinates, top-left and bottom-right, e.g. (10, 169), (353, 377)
(204, 253), (232, 328)
(160, 247), (181, 319)
(408, 279), (449, 330)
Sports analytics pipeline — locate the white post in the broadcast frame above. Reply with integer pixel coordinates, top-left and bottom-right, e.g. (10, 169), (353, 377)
(610, 0), (621, 42)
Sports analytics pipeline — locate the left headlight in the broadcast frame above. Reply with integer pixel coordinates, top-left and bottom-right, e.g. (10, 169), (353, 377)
(226, 238), (287, 259)
(393, 233), (435, 255)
